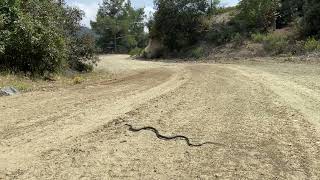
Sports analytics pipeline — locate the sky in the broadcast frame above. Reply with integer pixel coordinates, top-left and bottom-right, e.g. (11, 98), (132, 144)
(65, 0), (240, 27)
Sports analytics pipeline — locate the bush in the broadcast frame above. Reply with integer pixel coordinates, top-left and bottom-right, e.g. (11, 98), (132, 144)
(232, 33), (245, 48)
(262, 34), (289, 55)
(287, 40), (305, 55)
(276, 0), (304, 28)
(304, 37), (320, 52)
(151, 0), (209, 51)
(235, 0), (280, 32)
(68, 33), (98, 72)
(73, 76), (84, 85)
(0, 2), (67, 76)
(251, 33), (266, 43)
(303, 0), (320, 38)
(129, 47), (143, 57)
(0, 0), (97, 76)
(190, 47), (205, 59)
(206, 24), (237, 45)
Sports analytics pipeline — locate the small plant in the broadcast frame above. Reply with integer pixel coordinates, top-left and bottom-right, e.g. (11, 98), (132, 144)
(0, 73), (32, 92)
(190, 47), (205, 59)
(72, 61), (94, 73)
(232, 33), (244, 48)
(259, 34), (289, 55)
(206, 24), (236, 45)
(251, 33), (266, 43)
(129, 48), (143, 57)
(304, 37), (320, 52)
(72, 76), (84, 85)
(287, 40), (305, 55)
(12, 82), (31, 91)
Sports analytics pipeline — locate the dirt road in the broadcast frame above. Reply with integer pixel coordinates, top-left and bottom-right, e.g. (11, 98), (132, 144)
(1, 55), (320, 179)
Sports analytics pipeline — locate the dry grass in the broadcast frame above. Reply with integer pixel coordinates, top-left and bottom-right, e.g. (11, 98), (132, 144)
(0, 71), (114, 93)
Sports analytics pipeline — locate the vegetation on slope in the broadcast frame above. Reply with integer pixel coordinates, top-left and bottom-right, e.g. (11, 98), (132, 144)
(0, 0), (97, 76)
(146, 0), (320, 59)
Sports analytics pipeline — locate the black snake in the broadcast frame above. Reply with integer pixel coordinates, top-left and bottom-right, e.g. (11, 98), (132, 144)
(125, 124), (223, 147)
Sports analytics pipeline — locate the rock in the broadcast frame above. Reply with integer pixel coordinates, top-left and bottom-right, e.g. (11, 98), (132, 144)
(144, 38), (164, 59)
(0, 87), (19, 97)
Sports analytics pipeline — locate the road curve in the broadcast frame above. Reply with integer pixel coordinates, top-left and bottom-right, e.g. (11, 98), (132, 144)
(1, 55), (320, 179)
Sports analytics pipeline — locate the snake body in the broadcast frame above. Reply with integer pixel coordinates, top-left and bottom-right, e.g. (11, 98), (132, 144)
(125, 124), (223, 147)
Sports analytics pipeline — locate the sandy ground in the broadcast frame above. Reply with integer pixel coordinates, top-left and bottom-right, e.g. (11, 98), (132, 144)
(1, 55), (320, 179)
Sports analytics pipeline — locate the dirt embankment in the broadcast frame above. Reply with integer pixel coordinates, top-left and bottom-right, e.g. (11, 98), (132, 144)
(1, 55), (320, 179)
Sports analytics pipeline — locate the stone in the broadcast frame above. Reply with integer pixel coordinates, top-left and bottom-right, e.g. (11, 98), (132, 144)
(0, 87), (19, 97)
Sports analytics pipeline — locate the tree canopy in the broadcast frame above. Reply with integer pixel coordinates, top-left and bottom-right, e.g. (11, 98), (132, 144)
(303, 0), (320, 38)
(91, 0), (146, 53)
(0, 0), (97, 76)
(150, 0), (210, 51)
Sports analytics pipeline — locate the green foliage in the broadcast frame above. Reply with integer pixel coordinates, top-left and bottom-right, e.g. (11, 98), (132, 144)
(304, 37), (320, 52)
(251, 33), (266, 43)
(190, 47), (205, 59)
(129, 47), (143, 57)
(151, 0), (209, 51)
(251, 33), (289, 55)
(251, 33), (320, 55)
(72, 76), (84, 85)
(262, 34), (289, 55)
(208, 0), (221, 15)
(235, 0), (280, 32)
(0, 0), (67, 75)
(276, 0), (304, 28)
(91, 0), (146, 53)
(215, 6), (237, 15)
(68, 33), (98, 72)
(232, 33), (245, 47)
(206, 24), (238, 45)
(303, 0), (320, 38)
(0, 0), (97, 76)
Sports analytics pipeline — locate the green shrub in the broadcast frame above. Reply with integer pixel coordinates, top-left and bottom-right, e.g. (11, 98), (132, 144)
(0, 0), (97, 76)
(232, 33), (245, 47)
(190, 47), (205, 59)
(235, 0), (280, 32)
(206, 24), (237, 45)
(304, 37), (320, 52)
(68, 33), (97, 72)
(251, 33), (290, 55)
(151, 0), (208, 51)
(262, 34), (289, 55)
(303, 0), (320, 38)
(129, 47), (143, 57)
(0, 4), (67, 76)
(71, 61), (94, 72)
(251, 33), (266, 43)
(287, 40), (305, 55)
(72, 76), (84, 85)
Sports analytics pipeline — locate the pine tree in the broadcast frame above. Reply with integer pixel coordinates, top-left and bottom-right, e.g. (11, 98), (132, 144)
(91, 0), (145, 53)
(303, 0), (320, 38)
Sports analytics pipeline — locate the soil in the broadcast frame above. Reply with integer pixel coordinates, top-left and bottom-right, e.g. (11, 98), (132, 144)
(1, 55), (320, 179)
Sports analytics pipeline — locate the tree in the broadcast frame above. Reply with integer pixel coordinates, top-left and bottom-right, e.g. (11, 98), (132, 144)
(0, 0), (67, 75)
(303, 0), (320, 38)
(208, 0), (220, 15)
(0, 0), (97, 75)
(151, 0), (209, 51)
(235, 0), (280, 32)
(91, 0), (146, 53)
(276, 0), (304, 28)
